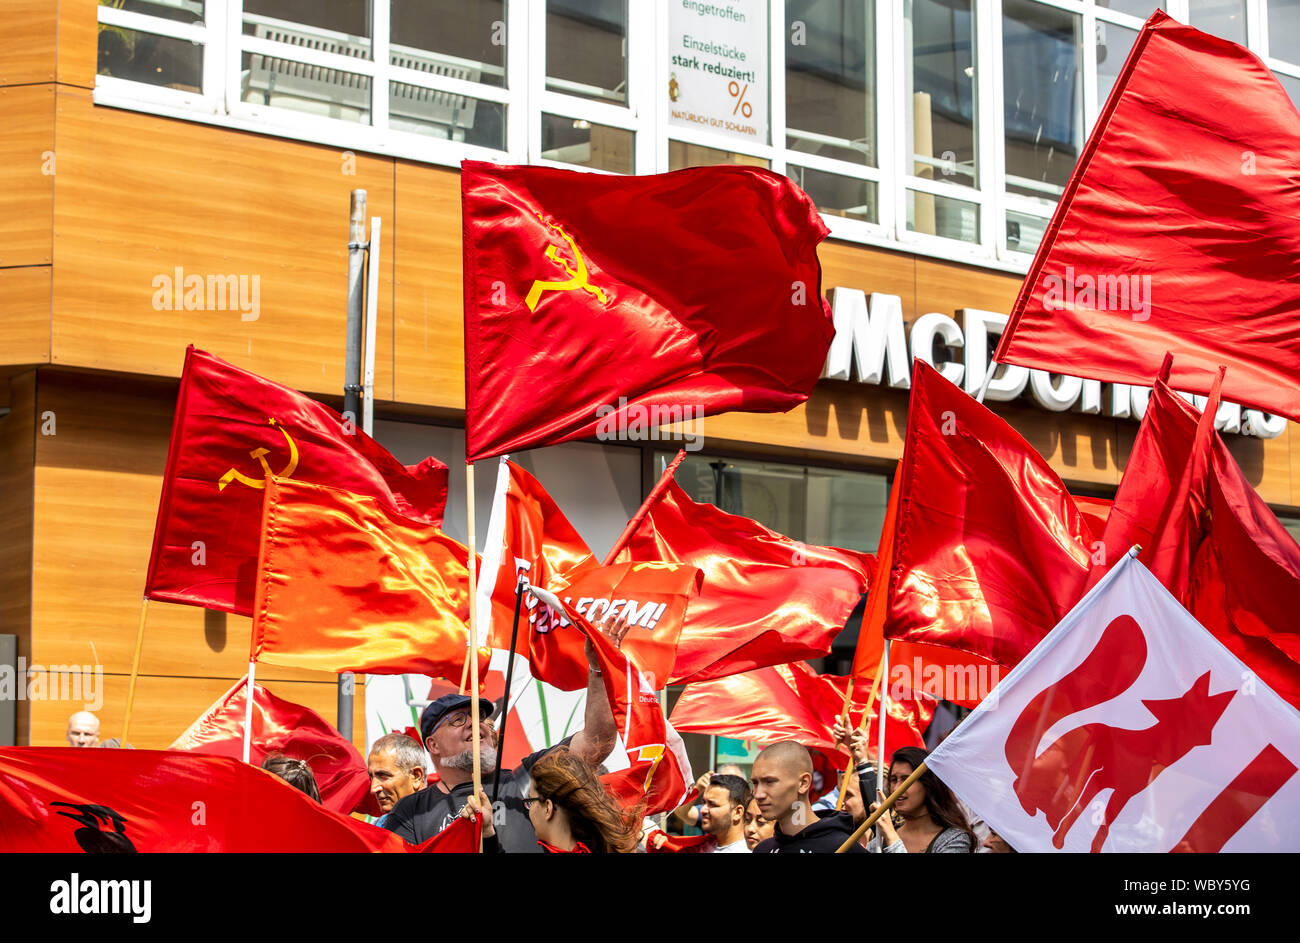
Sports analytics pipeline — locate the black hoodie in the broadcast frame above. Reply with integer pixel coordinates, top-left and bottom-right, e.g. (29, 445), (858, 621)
(753, 810), (867, 854)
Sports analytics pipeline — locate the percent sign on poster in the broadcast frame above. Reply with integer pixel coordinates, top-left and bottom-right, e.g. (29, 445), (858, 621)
(729, 81), (753, 118)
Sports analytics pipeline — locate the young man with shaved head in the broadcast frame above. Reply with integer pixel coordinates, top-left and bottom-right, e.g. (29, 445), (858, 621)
(750, 740), (865, 853)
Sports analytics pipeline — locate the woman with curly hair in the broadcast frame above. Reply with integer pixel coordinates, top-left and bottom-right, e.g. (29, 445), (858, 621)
(468, 746), (638, 853)
(866, 746), (975, 853)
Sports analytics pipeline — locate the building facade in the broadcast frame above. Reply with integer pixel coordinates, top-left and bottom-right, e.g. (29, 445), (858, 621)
(3, 0), (1300, 760)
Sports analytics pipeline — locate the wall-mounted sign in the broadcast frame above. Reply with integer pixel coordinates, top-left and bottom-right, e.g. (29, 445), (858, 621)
(668, 0), (769, 145)
(822, 287), (1287, 440)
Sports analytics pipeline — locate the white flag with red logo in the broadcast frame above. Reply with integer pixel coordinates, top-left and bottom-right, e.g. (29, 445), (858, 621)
(528, 584), (696, 816)
(925, 552), (1300, 853)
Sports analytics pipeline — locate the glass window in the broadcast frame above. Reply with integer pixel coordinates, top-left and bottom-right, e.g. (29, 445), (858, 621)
(1006, 209), (1048, 255)
(1275, 70), (1300, 110)
(1096, 1), (1164, 17)
(243, 1), (373, 59)
(666, 453), (890, 554)
(789, 165), (877, 223)
(541, 113), (634, 172)
(906, 0), (978, 189)
(391, 0), (506, 88)
(1003, 0), (1082, 206)
(390, 84), (504, 147)
(1189, 0), (1247, 44)
(668, 140), (769, 170)
(1269, 0), (1300, 64)
(241, 51), (372, 123)
(1096, 20), (1139, 107)
(105, 0), (204, 25)
(786, 0), (876, 166)
(546, 0), (628, 104)
(98, 25), (203, 91)
(908, 189), (979, 243)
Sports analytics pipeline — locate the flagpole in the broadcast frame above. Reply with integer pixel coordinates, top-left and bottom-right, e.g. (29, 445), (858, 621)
(120, 597), (149, 745)
(601, 448), (687, 565)
(975, 359), (998, 404)
(835, 656), (883, 811)
(490, 577), (525, 804)
(877, 640), (890, 777)
(465, 460), (484, 851)
(835, 760), (927, 853)
(242, 659), (257, 763)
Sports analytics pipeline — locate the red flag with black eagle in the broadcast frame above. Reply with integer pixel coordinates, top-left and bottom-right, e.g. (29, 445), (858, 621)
(461, 161), (836, 462)
(145, 347), (448, 616)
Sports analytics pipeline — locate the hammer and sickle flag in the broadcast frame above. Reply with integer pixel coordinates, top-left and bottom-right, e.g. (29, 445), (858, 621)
(146, 347), (448, 616)
(462, 160), (836, 462)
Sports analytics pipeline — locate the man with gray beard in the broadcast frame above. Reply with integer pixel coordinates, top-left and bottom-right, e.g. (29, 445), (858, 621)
(382, 634), (618, 851)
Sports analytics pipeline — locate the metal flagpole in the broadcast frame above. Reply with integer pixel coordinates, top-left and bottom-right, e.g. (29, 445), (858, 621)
(339, 189), (368, 741)
(877, 640), (890, 783)
(490, 577), (525, 804)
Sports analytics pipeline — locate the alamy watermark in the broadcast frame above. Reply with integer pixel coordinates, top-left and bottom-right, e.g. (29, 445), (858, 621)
(1042, 265), (1151, 322)
(889, 656), (1003, 708)
(0, 659), (103, 711)
(594, 396), (704, 451)
(151, 266), (260, 322)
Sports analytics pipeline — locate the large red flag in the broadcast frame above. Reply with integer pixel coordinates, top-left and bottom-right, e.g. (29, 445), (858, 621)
(886, 361), (1099, 668)
(168, 676), (370, 815)
(994, 12), (1300, 421)
(1092, 378), (1300, 708)
(616, 479), (874, 684)
(528, 585), (695, 816)
(146, 347), (448, 615)
(251, 478), (486, 679)
(0, 748), (418, 852)
(462, 161), (835, 461)
(669, 661), (931, 769)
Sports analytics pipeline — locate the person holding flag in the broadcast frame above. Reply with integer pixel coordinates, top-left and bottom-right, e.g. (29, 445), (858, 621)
(750, 741), (865, 854)
(381, 611), (627, 852)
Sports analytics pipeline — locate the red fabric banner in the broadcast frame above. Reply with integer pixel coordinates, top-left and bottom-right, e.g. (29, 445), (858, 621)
(169, 675), (370, 815)
(994, 12), (1300, 421)
(462, 161), (835, 461)
(886, 361), (1100, 668)
(617, 479), (874, 684)
(0, 748), (415, 852)
(146, 347), (448, 615)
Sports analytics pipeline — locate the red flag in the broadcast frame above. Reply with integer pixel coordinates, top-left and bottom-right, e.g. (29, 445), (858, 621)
(1093, 378), (1300, 708)
(251, 478), (487, 679)
(146, 347), (448, 615)
(462, 161), (835, 461)
(169, 675), (370, 815)
(529, 585), (695, 816)
(669, 661), (931, 769)
(616, 479), (874, 684)
(994, 12), (1300, 421)
(0, 748), (416, 852)
(479, 459), (598, 690)
(886, 361), (1099, 668)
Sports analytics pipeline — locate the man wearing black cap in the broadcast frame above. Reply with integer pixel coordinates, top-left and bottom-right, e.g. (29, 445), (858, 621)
(381, 636), (618, 852)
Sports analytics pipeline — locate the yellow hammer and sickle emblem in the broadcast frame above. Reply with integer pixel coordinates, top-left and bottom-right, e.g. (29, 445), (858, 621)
(524, 215), (609, 311)
(217, 417), (300, 492)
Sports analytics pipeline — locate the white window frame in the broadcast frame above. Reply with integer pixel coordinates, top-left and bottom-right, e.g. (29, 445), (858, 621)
(92, 0), (1288, 280)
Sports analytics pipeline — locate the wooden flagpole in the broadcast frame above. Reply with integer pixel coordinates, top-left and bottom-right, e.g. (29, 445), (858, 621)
(601, 448), (687, 566)
(835, 654), (884, 810)
(835, 760), (927, 853)
(465, 460), (484, 851)
(120, 597), (150, 745)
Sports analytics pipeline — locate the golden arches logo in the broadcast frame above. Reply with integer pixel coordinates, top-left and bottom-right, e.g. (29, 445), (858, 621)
(524, 214), (608, 311)
(217, 417), (300, 492)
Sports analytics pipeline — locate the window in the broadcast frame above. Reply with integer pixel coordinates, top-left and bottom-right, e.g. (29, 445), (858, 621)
(906, 0), (978, 190)
(1189, 0), (1247, 43)
(1268, 0), (1300, 65)
(546, 0), (628, 104)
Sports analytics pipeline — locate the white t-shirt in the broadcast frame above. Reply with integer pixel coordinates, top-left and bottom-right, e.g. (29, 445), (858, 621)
(712, 838), (751, 853)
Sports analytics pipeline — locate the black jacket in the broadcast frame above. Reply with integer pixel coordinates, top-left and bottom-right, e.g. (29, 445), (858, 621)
(753, 810), (867, 854)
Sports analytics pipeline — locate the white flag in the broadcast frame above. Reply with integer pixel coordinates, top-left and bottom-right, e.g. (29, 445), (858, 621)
(926, 552), (1300, 852)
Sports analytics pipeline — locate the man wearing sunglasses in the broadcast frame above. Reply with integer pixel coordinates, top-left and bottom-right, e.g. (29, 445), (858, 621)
(381, 622), (622, 852)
